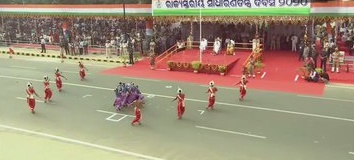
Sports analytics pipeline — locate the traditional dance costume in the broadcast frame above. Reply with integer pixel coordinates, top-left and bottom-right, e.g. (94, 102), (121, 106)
(235, 77), (249, 101)
(43, 76), (52, 103)
(173, 89), (186, 119)
(26, 83), (40, 113)
(206, 81), (218, 110)
(79, 62), (87, 80)
(131, 106), (142, 125)
(55, 68), (66, 92)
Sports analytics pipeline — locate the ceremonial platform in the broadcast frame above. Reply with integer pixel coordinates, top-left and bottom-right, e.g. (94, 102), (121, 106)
(154, 41), (254, 75)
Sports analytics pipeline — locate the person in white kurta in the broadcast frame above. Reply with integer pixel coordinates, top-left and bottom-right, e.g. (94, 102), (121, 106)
(105, 40), (111, 58)
(199, 38), (208, 53)
(213, 39), (221, 55)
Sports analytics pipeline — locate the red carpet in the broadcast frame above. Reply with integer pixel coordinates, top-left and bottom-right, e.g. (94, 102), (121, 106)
(102, 50), (326, 96)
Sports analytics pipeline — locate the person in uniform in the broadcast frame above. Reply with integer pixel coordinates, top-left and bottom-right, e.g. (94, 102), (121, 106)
(172, 88), (186, 119)
(78, 61), (88, 80)
(252, 36), (260, 52)
(55, 67), (67, 92)
(105, 40), (111, 59)
(26, 82), (41, 113)
(291, 34), (298, 52)
(234, 76), (249, 101)
(226, 40), (235, 55)
(187, 34), (193, 49)
(206, 81), (218, 110)
(43, 76), (52, 103)
(248, 55), (256, 78)
(149, 38), (156, 55)
(150, 53), (156, 70)
(331, 47), (341, 73)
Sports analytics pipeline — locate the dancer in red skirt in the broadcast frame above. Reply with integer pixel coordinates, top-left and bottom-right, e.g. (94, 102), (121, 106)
(206, 80), (218, 110)
(55, 67), (67, 92)
(78, 61), (88, 80)
(131, 105), (142, 125)
(234, 76), (249, 101)
(43, 75), (52, 103)
(172, 88), (186, 119)
(26, 82), (41, 113)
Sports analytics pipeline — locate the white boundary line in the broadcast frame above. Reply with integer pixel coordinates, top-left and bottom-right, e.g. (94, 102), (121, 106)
(327, 85), (354, 90)
(297, 95), (354, 103)
(108, 115), (128, 122)
(261, 72), (266, 79)
(96, 110), (135, 118)
(0, 124), (165, 160)
(197, 110), (205, 115)
(196, 125), (267, 139)
(2, 75), (354, 123)
(10, 65), (37, 70)
(349, 152), (354, 155)
(16, 97), (44, 103)
(199, 85), (235, 90)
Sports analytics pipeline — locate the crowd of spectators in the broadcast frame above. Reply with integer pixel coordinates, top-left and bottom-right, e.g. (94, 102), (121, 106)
(0, 16), (185, 56)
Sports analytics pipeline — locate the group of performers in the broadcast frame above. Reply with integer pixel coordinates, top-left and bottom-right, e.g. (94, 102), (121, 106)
(113, 82), (145, 111)
(25, 61), (88, 113)
(25, 61), (250, 126)
(169, 76), (249, 120)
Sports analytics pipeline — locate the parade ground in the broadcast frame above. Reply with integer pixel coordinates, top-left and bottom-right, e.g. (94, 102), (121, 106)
(0, 51), (353, 160)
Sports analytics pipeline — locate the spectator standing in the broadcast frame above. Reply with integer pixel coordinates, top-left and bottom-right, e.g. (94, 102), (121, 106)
(79, 39), (84, 56)
(105, 40), (111, 58)
(311, 44), (318, 68)
(83, 38), (88, 55)
(302, 43), (310, 60)
(320, 48), (328, 72)
(128, 41), (134, 65)
(40, 36), (46, 53)
(291, 34), (298, 52)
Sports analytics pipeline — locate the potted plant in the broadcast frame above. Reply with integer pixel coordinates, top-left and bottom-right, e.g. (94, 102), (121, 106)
(167, 61), (174, 71)
(191, 61), (202, 73)
(218, 65), (227, 76)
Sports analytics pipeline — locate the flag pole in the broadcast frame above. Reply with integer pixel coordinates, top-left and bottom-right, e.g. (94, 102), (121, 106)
(199, 7), (202, 63)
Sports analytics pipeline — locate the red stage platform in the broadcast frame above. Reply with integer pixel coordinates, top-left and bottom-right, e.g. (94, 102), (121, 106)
(155, 49), (248, 75)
